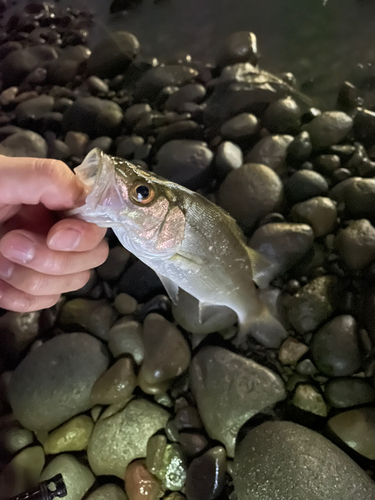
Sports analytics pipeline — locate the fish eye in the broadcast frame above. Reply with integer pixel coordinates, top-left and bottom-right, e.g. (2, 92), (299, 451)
(130, 181), (156, 205)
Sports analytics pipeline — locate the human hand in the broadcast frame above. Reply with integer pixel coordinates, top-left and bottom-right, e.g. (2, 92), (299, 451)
(0, 156), (109, 312)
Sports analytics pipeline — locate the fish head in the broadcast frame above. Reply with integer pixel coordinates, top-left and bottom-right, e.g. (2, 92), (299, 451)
(72, 148), (187, 260)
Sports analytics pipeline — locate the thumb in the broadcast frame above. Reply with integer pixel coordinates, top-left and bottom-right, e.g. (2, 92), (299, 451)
(0, 156), (88, 210)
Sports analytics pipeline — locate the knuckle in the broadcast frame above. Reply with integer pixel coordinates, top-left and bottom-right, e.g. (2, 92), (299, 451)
(27, 274), (47, 295)
(44, 252), (69, 275)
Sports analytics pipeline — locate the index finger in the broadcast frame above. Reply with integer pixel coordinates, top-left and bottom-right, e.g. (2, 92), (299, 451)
(0, 156), (88, 210)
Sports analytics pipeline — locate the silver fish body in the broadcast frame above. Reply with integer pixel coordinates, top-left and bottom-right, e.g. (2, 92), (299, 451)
(70, 148), (284, 343)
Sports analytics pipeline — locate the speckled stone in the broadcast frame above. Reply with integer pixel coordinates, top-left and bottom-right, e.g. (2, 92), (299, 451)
(7, 333), (109, 432)
(233, 421), (375, 500)
(190, 346), (286, 456)
(292, 384), (327, 417)
(328, 408), (375, 460)
(278, 337), (309, 365)
(88, 399), (169, 478)
(40, 454), (95, 500)
(44, 415), (94, 454)
(86, 484), (128, 500)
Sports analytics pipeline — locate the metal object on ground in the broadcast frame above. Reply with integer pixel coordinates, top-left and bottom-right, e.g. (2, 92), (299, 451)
(8, 474), (67, 500)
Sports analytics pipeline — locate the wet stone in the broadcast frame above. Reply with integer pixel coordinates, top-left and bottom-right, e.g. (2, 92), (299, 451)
(190, 346), (286, 457)
(134, 65), (199, 102)
(214, 140), (243, 180)
(233, 421), (375, 500)
(328, 408), (375, 460)
(287, 130), (313, 165)
(87, 31), (140, 78)
(44, 415), (94, 454)
(302, 111), (353, 148)
(154, 139), (213, 189)
(285, 169), (329, 203)
(0, 129), (47, 157)
(139, 314), (191, 394)
(90, 357), (136, 406)
(311, 315), (362, 377)
(291, 196), (337, 237)
(330, 177), (375, 221)
(152, 443), (186, 491)
(263, 97), (301, 134)
(146, 434), (167, 476)
(278, 337), (309, 365)
(0, 446), (45, 499)
(245, 134), (293, 173)
(249, 222), (314, 282)
(314, 154), (341, 175)
(97, 246), (130, 281)
(217, 162), (283, 233)
(165, 83), (206, 112)
(40, 454), (95, 500)
(86, 484), (128, 500)
(88, 398), (169, 478)
(185, 446), (226, 500)
(325, 377), (375, 408)
(178, 432), (208, 458)
(60, 298), (117, 341)
(285, 276), (337, 334)
(174, 406), (202, 431)
(108, 318), (144, 364)
(7, 333), (109, 432)
(220, 112), (258, 140)
(292, 384), (327, 417)
(216, 31), (258, 67)
(63, 96), (123, 137)
(125, 460), (161, 500)
(335, 219), (375, 271)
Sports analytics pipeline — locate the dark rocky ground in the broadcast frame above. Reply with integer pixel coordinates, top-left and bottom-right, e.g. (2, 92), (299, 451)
(0, 1), (374, 500)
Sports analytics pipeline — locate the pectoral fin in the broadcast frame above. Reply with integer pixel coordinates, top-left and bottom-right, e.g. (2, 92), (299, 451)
(157, 273), (180, 304)
(246, 247), (277, 289)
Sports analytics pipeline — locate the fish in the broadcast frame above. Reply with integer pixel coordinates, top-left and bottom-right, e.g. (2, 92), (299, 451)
(69, 148), (286, 347)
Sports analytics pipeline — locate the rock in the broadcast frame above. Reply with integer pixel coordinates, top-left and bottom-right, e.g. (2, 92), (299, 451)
(216, 31), (258, 67)
(134, 66), (199, 101)
(353, 108), (375, 148)
(328, 408), (375, 459)
(125, 460), (161, 500)
(325, 378), (375, 408)
(296, 358), (318, 375)
(60, 299), (117, 341)
(292, 384), (327, 417)
(124, 104), (152, 127)
(245, 134), (293, 173)
(90, 357), (136, 405)
(249, 222), (314, 281)
(50, 138), (71, 160)
(330, 177), (375, 221)
(64, 131), (89, 158)
(335, 219), (375, 271)
(0, 446), (45, 499)
(214, 141), (243, 180)
(178, 433), (208, 458)
(47, 46), (91, 86)
(190, 346), (286, 456)
(7, 333), (109, 432)
(154, 139), (213, 189)
(0, 86), (18, 106)
(285, 276), (337, 334)
(0, 129), (47, 157)
(97, 246), (130, 281)
(287, 131), (313, 165)
(87, 31), (140, 78)
(87, 398), (169, 478)
(220, 113), (259, 140)
(278, 337), (309, 365)
(63, 97), (123, 137)
(165, 83), (206, 112)
(263, 97), (301, 134)
(139, 314), (190, 394)
(217, 163), (283, 233)
(291, 197), (337, 237)
(314, 154), (341, 175)
(285, 169), (329, 203)
(87, 75), (109, 95)
(172, 289), (237, 335)
(116, 135), (147, 159)
(40, 454), (95, 500)
(44, 415), (94, 454)
(233, 421), (375, 500)
(86, 484), (128, 500)
(15, 95), (54, 124)
(0, 310), (42, 361)
(108, 318), (145, 364)
(118, 260), (164, 302)
(185, 446), (226, 500)
(4, 428), (34, 454)
(114, 293), (138, 315)
(311, 315), (362, 377)
(151, 443), (186, 491)
(174, 406), (202, 431)
(87, 136), (113, 154)
(302, 111), (353, 148)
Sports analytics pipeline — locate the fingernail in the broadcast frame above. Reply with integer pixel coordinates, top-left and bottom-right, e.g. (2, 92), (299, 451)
(6, 234), (35, 263)
(0, 258), (14, 279)
(49, 229), (81, 251)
